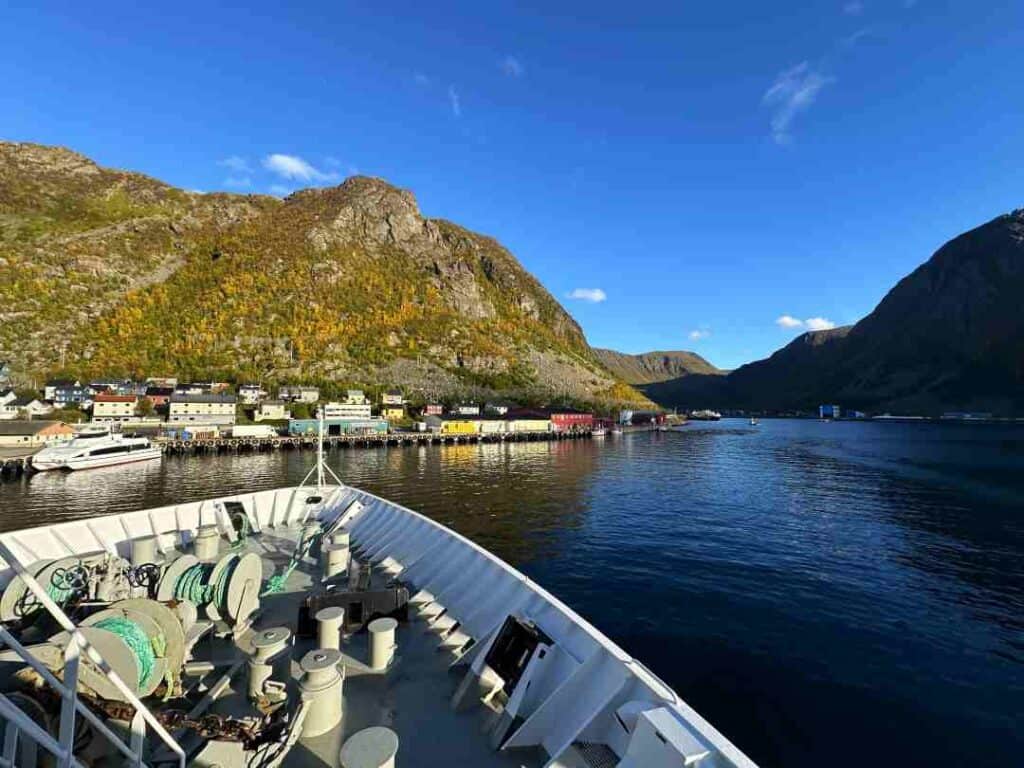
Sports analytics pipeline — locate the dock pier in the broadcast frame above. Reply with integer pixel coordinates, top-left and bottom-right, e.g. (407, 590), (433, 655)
(157, 429), (593, 456)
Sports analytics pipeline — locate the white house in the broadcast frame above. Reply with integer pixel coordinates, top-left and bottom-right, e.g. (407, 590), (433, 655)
(238, 384), (267, 405)
(278, 385), (319, 404)
(452, 403), (480, 416)
(255, 401), (290, 422)
(382, 389), (404, 406)
(168, 394), (237, 426)
(0, 390), (16, 408)
(92, 394), (138, 423)
(0, 398), (52, 421)
(322, 400), (372, 420)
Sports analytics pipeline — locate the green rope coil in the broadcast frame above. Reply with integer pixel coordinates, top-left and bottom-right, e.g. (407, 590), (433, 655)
(174, 557), (239, 612)
(94, 617), (159, 688)
(46, 568), (79, 605)
(261, 526), (320, 596)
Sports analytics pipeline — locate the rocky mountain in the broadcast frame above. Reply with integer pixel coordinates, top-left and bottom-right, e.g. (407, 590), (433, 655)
(0, 142), (645, 404)
(646, 209), (1024, 415)
(592, 348), (723, 384)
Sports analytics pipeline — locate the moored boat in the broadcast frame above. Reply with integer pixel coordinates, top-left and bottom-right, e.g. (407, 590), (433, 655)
(31, 432), (162, 471)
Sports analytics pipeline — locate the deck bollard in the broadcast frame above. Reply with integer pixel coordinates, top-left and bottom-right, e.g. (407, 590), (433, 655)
(316, 606), (345, 650)
(339, 726), (399, 768)
(299, 648), (344, 737)
(194, 525), (220, 562)
(131, 535), (159, 567)
(368, 617), (397, 671)
(248, 627), (292, 703)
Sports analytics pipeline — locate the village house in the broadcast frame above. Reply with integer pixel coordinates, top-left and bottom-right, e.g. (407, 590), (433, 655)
(550, 408), (595, 433)
(54, 384), (93, 408)
(0, 361), (10, 385)
(380, 403), (405, 422)
(0, 421), (74, 449)
(381, 388), (404, 406)
(422, 404), (443, 416)
(145, 376), (178, 389)
(238, 384), (267, 405)
(0, 390), (15, 408)
(168, 393), (237, 426)
(452, 403), (480, 416)
(278, 385), (319, 404)
(0, 397), (52, 420)
(143, 386), (174, 408)
(92, 393), (138, 423)
(324, 392), (372, 420)
(505, 408), (553, 433)
(255, 401), (290, 422)
(484, 400), (516, 416)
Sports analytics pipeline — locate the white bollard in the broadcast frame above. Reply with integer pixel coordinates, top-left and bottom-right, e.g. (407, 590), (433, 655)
(194, 525), (220, 562)
(299, 648), (344, 737)
(316, 606), (345, 650)
(248, 627), (292, 703)
(131, 535), (159, 567)
(368, 617), (397, 672)
(323, 544), (350, 580)
(339, 726), (399, 768)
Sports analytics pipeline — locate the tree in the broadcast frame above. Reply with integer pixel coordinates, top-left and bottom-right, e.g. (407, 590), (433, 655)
(135, 397), (156, 417)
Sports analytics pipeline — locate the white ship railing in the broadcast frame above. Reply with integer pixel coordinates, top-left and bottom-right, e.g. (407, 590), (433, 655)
(0, 540), (186, 768)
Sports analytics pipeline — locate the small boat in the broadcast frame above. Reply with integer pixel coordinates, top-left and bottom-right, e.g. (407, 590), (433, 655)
(31, 432), (162, 471)
(689, 409), (721, 421)
(591, 426), (607, 437)
(750, 418), (759, 426)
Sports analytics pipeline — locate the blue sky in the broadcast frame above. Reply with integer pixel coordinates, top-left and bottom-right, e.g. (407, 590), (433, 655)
(3, 1), (1022, 369)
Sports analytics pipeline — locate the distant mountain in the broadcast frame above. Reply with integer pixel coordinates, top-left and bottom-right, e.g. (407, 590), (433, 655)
(0, 142), (648, 404)
(646, 209), (1024, 415)
(591, 348), (723, 385)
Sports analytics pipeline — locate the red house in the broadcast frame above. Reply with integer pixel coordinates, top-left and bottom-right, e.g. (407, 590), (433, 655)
(550, 408), (595, 432)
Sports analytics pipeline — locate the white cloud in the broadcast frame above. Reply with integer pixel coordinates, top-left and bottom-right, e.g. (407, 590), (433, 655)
(688, 329), (710, 341)
(776, 315), (837, 331)
(448, 85), (461, 117)
(413, 72), (431, 87)
(805, 317), (837, 331)
(843, 1), (864, 15)
(762, 62), (834, 144)
(567, 288), (607, 303)
(501, 56), (524, 78)
(223, 176), (252, 189)
(776, 315), (805, 328)
(263, 154), (339, 183)
(218, 155), (252, 174)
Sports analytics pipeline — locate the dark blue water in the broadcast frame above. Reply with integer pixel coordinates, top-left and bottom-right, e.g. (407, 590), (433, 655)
(2, 419), (1021, 767)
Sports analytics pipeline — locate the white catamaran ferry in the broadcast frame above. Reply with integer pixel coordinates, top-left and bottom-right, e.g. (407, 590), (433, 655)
(31, 432), (162, 472)
(0, 420), (756, 768)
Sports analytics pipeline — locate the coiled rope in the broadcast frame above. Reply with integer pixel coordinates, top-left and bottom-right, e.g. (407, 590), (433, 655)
(261, 526), (320, 596)
(173, 556), (240, 613)
(94, 617), (163, 688)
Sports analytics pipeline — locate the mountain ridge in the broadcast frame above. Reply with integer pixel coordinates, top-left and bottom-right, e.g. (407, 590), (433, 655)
(0, 141), (647, 404)
(591, 348), (723, 385)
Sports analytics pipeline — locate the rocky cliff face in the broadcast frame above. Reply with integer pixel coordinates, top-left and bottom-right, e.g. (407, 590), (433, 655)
(646, 209), (1024, 415)
(0, 142), (636, 401)
(592, 348), (723, 384)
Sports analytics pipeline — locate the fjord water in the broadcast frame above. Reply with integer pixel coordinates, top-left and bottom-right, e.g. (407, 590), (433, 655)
(1, 420), (1021, 767)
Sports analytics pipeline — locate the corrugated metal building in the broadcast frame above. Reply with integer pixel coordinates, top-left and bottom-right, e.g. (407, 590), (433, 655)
(288, 418), (388, 436)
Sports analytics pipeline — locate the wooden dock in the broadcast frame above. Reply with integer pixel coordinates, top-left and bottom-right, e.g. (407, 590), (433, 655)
(157, 429), (594, 456)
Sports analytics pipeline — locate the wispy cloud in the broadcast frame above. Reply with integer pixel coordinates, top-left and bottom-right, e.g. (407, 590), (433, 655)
(223, 176), (252, 189)
(776, 315), (837, 331)
(762, 62), (834, 144)
(448, 85), (461, 117)
(263, 154), (339, 183)
(501, 55), (524, 78)
(218, 155), (252, 174)
(688, 329), (711, 341)
(567, 288), (607, 303)
(842, 1), (864, 15)
(413, 72), (431, 87)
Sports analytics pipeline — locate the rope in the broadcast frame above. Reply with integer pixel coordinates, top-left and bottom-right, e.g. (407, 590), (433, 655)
(94, 617), (160, 688)
(174, 557), (239, 613)
(231, 514), (252, 550)
(261, 526), (320, 596)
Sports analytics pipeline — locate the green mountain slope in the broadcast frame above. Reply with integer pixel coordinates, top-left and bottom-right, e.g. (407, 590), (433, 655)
(0, 142), (646, 404)
(591, 348), (723, 385)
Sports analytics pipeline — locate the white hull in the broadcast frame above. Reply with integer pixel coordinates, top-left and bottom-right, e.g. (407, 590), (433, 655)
(61, 448), (163, 471)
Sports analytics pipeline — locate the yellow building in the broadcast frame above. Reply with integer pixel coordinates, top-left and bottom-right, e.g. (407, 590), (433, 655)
(381, 404), (405, 421)
(441, 418), (478, 435)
